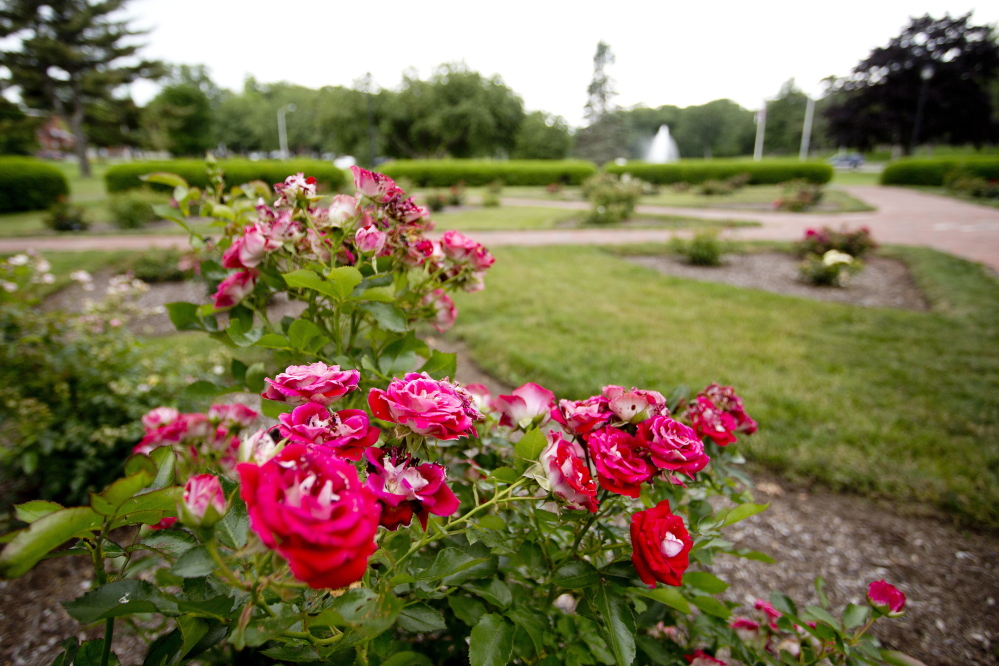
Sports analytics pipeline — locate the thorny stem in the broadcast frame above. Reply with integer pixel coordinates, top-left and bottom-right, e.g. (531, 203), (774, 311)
(90, 536), (114, 666)
(206, 540), (250, 591)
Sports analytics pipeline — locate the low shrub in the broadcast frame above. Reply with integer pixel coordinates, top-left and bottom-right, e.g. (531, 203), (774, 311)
(447, 181), (466, 206)
(581, 172), (644, 225)
(546, 182), (564, 196)
(43, 198), (89, 232)
(380, 159), (598, 186)
(482, 180), (502, 207)
(774, 179), (824, 211)
(945, 171), (999, 199)
(107, 189), (170, 229)
(0, 157), (69, 213)
(799, 249), (862, 286)
(673, 230), (725, 266)
(698, 179), (733, 196)
(881, 157), (999, 186)
(606, 159), (833, 185)
(671, 181), (692, 192)
(121, 248), (196, 283)
(105, 159), (346, 193)
(425, 191), (447, 212)
(796, 226), (877, 258)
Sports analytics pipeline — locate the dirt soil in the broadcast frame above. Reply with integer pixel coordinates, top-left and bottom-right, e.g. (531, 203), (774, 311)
(3, 257), (996, 666)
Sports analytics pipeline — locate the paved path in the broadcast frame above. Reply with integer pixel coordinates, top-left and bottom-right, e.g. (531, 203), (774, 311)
(2, 186), (997, 272)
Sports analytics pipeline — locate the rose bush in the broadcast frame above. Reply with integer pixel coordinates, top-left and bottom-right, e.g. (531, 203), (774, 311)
(0, 162), (920, 666)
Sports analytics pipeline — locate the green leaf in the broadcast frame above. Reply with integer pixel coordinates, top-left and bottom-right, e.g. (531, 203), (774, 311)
(469, 614), (515, 666)
(177, 616), (210, 661)
(690, 596), (731, 619)
(448, 596), (486, 626)
(594, 585), (636, 666)
(140, 529), (197, 558)
(180, 380), (228, 401)
(770, 590), (798, 617)
(325, 266), (364, 299)
(398, 603), (447, 633)
(416, 547), (485, 581)
(552, 559), (600, 589)
(245, 362), (267, 393)
(490, 467), (520, 484)
(253, 334), (291, 350)
(260, 399), (293, 419)
(0, 507), (103, 578)
(682, 571), (729, 594)
(148, 447), (176, 491)
(515, 428), (547, 462)
(226, 319), (264, 348)
(476, 515), (506, 530)
(216, 497), (248, 550)
(77, 639), (121, 666)
(352, 285), (394, 302)
(283, 266), (362, 301)
(463, 579), (513, 609)
(379, 653), (433, 666)
(360, 302), (408, 332)
(287, 319), (325, 352)
(63, 580), (179, 623)
(171, 546), (215, 578)
(165, 302), (202, 332)
(239, 615), (298, 648)
(90, 471), (154, 511)
(631, 586), (691, 614)
(141, 172), (188, 188)
(506, 607), (548, 656)
(114, 487), (180, 518)
(842, 603), (870, 629)
(718, 502), (768, 528)
(261, 644), (321, 662)
(419, 350), (457, 380)
(732, 549), (775, 563)
(803, 605), (841, 629)
(815, 576), (830, 608)
(14, 500), (63, 524)
(880, 650), (930, 666)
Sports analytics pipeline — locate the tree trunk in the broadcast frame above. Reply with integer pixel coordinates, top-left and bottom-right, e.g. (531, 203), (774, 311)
(70, 89), (90, 178)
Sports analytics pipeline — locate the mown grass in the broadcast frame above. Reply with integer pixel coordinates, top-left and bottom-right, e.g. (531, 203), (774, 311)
(433, 206), (759, 232)
(451, 244), (999, 530)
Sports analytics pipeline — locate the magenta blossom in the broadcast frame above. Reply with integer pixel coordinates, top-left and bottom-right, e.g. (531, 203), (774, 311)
(368, 372), (482, 440)
(141, 407), (179, 430)
(278, 403), (380, 461)
(602, 385), (668, 423)
(700, 383), (757, 434)
(135, 413), (212, 454)
(180, 474), (226, 527)
(685, 651), (726, 666)
(637, 415), (710, 480)
(422, 289), (457, 333)
(686, 396), (739, 446)
(209, 403), (259, 429)
(867, 580), (906, 616)
(551, 395), (614, 436)
(262, 362), (360, 407)
(222, 224), (281, 269)
(274, 173), (317, 207)
(464, 384), (495, 416)
(754, 599), (782, 628)
(364, 447), (460, 530)
(440, 230), (480, 262)
(350, 166), (402, 203)
(586, 427), (654, 498)
(538, 430), (598, 513)
(213, 269), (257, 310)
(355, 225), (387, 254)
(730, 618), (762, 643)
(495, 382), (555, 430)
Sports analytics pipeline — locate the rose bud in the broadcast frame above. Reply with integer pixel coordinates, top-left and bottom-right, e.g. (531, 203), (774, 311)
(179, 474), (227, 528)
(630, 501), (693, 588)
(355, 225), (387, 254)
(213, 269), (258, 310)
(238, 427), (283, 465)
(867, 580), (906, 617)
(685, 651), (727, 666)
(422, 289), (457, 333)
(326, 194), (358, 228)
(538, 430), (598, 512)
(209, 403), (259, 429)
(495, 382), (555, 430)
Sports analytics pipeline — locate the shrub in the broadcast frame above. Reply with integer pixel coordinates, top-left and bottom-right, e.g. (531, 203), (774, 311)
(698, 179), (733, 196)
(581, 172), (644, 225)
(671, 181), (692, 192)
(43, 198), (89, 231)
(107, 189), (170, 229)
(380, 159), (598, 186)
(105, 159), (346, 193)
(945, 171), (999, 199)
(774, 179), (824, 211)
(0, 157), (69, 213)
(673, 230), (725, 266)
(121, 248), (195, 283)
(606, 159), (833, 185)
(425, 191), (447, 212)
(880, 157), (999, 186)
(482, 180), (502, 207)
(727, 171), (752, 189)
(447, 181), (466, 206)
(796, 226), (877, 258)
(799, 250), (862, 286)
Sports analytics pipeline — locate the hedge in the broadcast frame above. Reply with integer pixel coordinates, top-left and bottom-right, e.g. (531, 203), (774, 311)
(105, 160), (346, 193)
(379, 160), (599, 187)
(880, 158), (999, 186)
(0, 158), (69, 213)
(604, 160), (834, 185)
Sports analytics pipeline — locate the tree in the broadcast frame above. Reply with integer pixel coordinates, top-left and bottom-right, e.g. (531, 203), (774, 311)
(0, 0), (163, 175)
(512, 111), (572, 159)
(143, 84), (213, 155)
(676, 99), (755, 158)
(764, 79), (809, 155)
(823, 13), (999, 153)
(0, 96), (39, 155)
(584, 41), (617, 124)
(575, 42), (629, 164)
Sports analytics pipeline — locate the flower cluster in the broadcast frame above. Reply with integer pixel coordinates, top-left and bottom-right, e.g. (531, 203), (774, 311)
(0, 251), (55, 301)
(134, 402), (259, 471)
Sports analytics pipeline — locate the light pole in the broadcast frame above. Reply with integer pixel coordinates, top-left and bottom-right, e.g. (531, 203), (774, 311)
(909, 64), (933, 155)
(753, 102), (767, 162)
(799, 96), (815, 161)
(278, 103), (296, 159)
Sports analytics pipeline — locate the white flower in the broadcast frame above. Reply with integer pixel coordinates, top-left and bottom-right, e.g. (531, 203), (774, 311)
(70, 270), (93, 283)
(8, 254), (29, 266)
(35, 259), (51, 273)
(822, 249), (854, 266)
(1, 281), (17, 293)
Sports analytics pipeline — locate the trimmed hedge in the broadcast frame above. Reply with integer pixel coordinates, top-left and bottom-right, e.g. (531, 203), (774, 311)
(0, 158), (70, 213)
(380, 160), (599, 187)
(880, 158), (999, 186)
(605, 160), (833, 185)
(105, 160), (346, 193)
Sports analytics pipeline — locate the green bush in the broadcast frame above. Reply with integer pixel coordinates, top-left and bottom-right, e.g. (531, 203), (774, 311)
(107, 189), (170, 229)
(380, 159), (598, 187)
(581, 172), (645, 225)
(43, 199), (89, 232)
(605, 160), (833, 185)
(673, 231), (725, 266)
(880, 158), (999, 186)
(120, 248), (194, 283)
(0, 157), (69, 213)
(105, 159), (346, 193)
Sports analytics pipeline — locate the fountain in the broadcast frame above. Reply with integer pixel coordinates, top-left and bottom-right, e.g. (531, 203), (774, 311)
(646, 124), (680, 163)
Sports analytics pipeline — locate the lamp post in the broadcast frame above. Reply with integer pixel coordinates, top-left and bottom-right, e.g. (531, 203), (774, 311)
(278, 103), (296, 160)
(799, 96), (815, 161)
(753, 102), (767, 162)
(909, 64), (933, 155)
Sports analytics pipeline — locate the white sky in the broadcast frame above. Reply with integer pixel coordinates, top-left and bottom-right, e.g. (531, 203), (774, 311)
(121, 0), (997, 128)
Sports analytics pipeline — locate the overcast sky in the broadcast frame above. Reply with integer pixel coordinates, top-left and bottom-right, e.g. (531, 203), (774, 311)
(125, 0), (998, 127)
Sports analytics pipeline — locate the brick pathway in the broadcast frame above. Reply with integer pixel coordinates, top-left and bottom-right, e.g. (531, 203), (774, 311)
(2, 186), (997, 272)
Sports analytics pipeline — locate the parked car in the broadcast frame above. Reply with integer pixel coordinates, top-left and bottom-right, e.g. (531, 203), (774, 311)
(829, 153), (865, 168)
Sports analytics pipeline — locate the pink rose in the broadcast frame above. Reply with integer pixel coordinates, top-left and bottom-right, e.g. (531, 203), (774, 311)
(538, 430), (598, 512)
(867, 580), (906, 616)
(368, 372), (482, 440)
(421, 289), (456, 333)
(470, 246), (495, 271)
(686, 396), (738, 446)
(262, 362), (360, 406)
(141, 407), (179, 430)
(350, 166), (402, 203)
(222, 224), (281, 269)
(631, 501), (692, 588)
(213, 269), (257, 309)
(135, 413), (212, 454)
(685, 651), (726, 666)
(238, 428), (282, 465)
(551, 395), (613, 436)
(754, 599), (782, 627)
(263, 210), (303, 243)
(730, 618), (762, 643)
(238, 443), (380, 589)
(637, 415), (710, 479)
(364, 447), (460, 530)
(464, 384), (495, 415)
(274, 173), (317, 206)
(387, 196), (430, 226)
(586, 427), (653, 498)
(326, 194), (358, 228)
(180, 474), (226, 527)
(403, 237), (441, 267)
(602, 385), (668, 423)
(278, 403), (380, 461)
(355, 225), (387, 254)
(209, 403), (259, 429)
(441, 230), (480, 262)
(495, 382), (555, 430)
(700, 384), (757, 434)
(302, 228), (332, 262)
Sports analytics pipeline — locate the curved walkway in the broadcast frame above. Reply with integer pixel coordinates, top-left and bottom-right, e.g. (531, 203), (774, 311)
(1, 186), (997, 273)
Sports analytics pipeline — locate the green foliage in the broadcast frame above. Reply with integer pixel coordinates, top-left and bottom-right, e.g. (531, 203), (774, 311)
(607, 160), (833, 185)
(0, 97), (39, 155)
(581, 172), (644, 225)
(674, 231), (724, 266)
(381, 159), (598, 187)
(143, 83), (214, 156)
(946, 172), (999, 199)
(107, 189), (170, 229)
(881, 158), (999, 186)
(120, 248), (194, 283)
(773, 179), (825, 211)
(798, 251), (862, 286)
(105, 159), (345, 193)
(43, 199), (89, 231)
(0, 157), (70, 212)
(796, 226), (877, 259)
(512, 111), (572, 159)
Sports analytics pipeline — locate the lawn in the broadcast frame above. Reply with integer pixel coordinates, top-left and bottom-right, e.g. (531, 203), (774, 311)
(432, 205), (759, 231)
(450, 244), (999, 530)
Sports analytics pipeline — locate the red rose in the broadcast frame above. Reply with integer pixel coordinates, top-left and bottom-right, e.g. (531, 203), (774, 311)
(867, 580), (906, 616)
(278, 403), (380, 461)
(637, 415), (710, 479)
(686, 396), (738, 446)
(630, 501), (693, 588)
(586, 426), (653, 498)
(237, 444), (380, 589)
